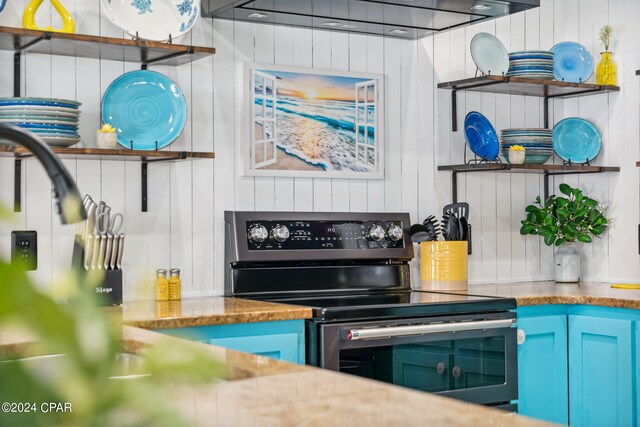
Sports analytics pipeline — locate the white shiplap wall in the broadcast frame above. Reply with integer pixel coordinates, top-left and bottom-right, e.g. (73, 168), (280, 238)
(0, 0), (638, 298)
(426, 0), (640, 284)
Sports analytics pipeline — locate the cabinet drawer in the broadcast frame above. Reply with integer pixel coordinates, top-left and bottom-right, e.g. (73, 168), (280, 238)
(157, 319), (306, 364)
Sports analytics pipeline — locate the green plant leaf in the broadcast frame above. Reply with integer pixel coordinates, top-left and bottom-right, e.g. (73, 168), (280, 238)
(544, 215), (553, 226)
(584, 198), (597, 207)
(559, 183), (572, 196)
(544, 233), (556, 246)
(592, 225), (607, 235)
(535, 196), (542, 204)
(520, 225), (534, 235)
(525, 205), (540, 213)
(577, 234), (592, 243)
(556, 198), (569, 208)
(555, 238), (566, 246)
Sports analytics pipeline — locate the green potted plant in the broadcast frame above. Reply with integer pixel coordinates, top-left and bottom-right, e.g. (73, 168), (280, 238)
(519, 183), (610, 283)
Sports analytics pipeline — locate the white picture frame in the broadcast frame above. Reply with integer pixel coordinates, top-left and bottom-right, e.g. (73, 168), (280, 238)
(242, 62), (385, 179)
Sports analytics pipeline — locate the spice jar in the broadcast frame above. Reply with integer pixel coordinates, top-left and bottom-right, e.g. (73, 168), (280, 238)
(168, 268), (181, 301)
(155, 269), (169, 301)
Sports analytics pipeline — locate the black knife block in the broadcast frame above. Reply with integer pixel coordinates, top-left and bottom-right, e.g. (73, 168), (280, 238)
(71, 235), (123, 306)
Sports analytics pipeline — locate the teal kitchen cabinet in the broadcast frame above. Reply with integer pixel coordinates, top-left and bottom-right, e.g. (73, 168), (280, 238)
(157, 319), (305, 364)
(517, 306), (569, 425)
(517, 305), (639, 427)
(568, 308), (637, 427)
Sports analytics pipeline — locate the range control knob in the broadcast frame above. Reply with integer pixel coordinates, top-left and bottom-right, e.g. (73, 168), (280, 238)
(248, 225), (268, 243)
(386, 225), (404, 242)
(272, 225), (290, 243)
(368, 224), (386, 242)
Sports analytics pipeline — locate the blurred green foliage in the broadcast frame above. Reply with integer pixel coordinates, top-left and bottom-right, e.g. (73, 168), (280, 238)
(0, 237), (225, 426)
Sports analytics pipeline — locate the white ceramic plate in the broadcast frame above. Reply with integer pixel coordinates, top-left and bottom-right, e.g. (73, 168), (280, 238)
(0, 114), (78, 122)
(470, 32), (509, 76)
(0, 118), (78, 125)
(0, 106), (81, 116)
(100, 0), (201, 42)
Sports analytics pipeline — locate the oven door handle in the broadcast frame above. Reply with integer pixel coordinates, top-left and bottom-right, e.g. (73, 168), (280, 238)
(344, 318), (515, 341)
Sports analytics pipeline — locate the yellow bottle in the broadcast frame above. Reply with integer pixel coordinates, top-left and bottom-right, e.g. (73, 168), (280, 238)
(168, 268), (182, 301)
(155, 269), (169, 301)
(596, 52), (617, 86)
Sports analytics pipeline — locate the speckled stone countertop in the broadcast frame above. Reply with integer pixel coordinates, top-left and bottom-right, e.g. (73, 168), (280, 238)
(122, 296), (313, 329)
(466, 281), (640, 309)
(123, 326), (554, 427)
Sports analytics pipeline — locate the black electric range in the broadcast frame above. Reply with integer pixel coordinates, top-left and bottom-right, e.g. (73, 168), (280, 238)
(224, 211), (518, 410)
(261, 291), (515, 321)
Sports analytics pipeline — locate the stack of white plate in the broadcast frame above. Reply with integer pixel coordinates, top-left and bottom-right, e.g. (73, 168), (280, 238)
(0, 97), (81, 147)
(501, 128), (553, 164)
(506, 51), (554, 79)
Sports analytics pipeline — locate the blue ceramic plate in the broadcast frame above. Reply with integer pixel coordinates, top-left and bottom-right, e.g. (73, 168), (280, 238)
(550, 42), (594, 83)
(15, 123), (77, 131)
(101, 70), (187, 150)
(553, 117), (601, 163)
(470, 33), (509, 76)
(464, 112), (499, 161)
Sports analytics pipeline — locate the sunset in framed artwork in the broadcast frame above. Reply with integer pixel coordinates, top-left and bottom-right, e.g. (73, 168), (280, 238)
(244, 63), (384, 179)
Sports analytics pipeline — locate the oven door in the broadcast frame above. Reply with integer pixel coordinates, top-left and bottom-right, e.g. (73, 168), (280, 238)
(319, 313), (517, 405)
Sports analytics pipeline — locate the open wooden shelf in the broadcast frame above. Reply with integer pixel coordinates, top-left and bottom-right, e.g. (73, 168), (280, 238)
(0, 26), (215, 66)
(0, 146), (214, 161)
(438, 163), (620, 173)
(3, 146), (214, 212)
(438, 75), (620, 130)
(438, 163), (620, 202)
(437, 75), (619, 98)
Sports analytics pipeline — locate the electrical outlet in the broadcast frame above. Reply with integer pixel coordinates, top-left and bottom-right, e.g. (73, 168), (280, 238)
(11, 231), (37, 270)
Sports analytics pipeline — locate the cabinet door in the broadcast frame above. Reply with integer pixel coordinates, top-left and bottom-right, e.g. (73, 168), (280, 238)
(158, 320), (305, 364)
(392, 345), (452, 393)
(569, 315), (634, 427)
(517, 314), (568, 425)
(206, 333), (299, 362)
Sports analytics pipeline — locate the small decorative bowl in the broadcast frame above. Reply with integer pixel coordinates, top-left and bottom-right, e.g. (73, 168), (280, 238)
(508, 149), (526, 164)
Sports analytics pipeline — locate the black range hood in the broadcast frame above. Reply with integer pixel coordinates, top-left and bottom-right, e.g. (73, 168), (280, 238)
(201, 0), (540, 39)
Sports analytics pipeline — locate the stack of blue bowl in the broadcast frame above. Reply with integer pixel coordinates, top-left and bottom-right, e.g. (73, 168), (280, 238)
(501, 128), (553, 164)
(506, 51), (554, 79)
(0, 97), (81, 147)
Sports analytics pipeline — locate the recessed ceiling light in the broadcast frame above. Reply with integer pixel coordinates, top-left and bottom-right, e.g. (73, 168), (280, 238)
(321, 21), (341, 27)
(247, 12), (268, 19)
(471, 4), (491, 10)
(389, 29), (408, 35)
(341, 24), (357, 29)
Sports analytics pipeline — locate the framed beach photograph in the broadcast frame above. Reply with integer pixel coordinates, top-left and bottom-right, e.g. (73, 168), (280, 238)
(242, 63), (384, 179)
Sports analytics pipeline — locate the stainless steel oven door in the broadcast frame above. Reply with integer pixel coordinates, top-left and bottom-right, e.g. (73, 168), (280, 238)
(319, 313), (517, 405)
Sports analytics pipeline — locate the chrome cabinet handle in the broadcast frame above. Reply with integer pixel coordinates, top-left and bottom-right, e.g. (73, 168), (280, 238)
(452, 366), (462, 379)
(517, 328), (526, 345)
(436, 362), (446, 375)
(345, 318), (515, 341)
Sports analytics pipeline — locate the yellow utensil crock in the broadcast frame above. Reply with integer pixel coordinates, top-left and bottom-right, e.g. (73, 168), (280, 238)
(420, 241), (468, 291)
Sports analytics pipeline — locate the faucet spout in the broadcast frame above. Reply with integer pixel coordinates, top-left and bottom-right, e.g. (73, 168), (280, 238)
(0, 124), (86, 224)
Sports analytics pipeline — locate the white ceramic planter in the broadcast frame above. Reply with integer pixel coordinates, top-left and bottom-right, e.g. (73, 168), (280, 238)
(508, 150), (525, 164)
(96, 131), (118, 149)
(554, 242), (580, 283)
